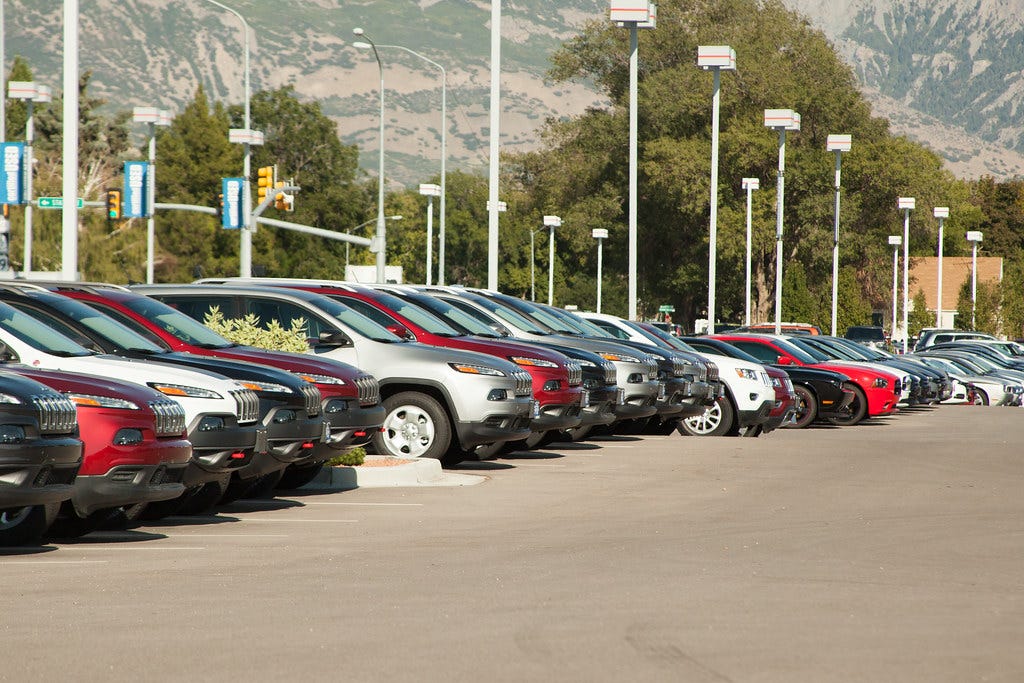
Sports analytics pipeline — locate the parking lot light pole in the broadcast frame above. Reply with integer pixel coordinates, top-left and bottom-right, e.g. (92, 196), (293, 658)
(543, 215), (561, 306)
(827, 134), (852, 337)
(889, 235), (902, 346)
(898, 197), (915, 353)
(133, 107), (171, 283)
(418, 184), (441, 285)
(697, 45), (736, 335)
(934, 207), (949, 327)
(353, 28), (387, 284)
(966, 230), (983, 329)
(764, 109), (801, 334)
(741, 177), (759, 326)
(593, 228), (608, 313)
(7, 81), (51, 274)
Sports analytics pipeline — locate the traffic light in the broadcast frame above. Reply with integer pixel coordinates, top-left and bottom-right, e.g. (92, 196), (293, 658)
(256, 166), (275, 204)
(2, 204), (8, 220)
(215, 192), (224, 220)
(105, 189), (121, 220)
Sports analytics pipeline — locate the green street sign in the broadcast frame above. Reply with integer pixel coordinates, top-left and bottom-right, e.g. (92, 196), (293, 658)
(658, 304), (675, 313)
(37, 197), (84, 209)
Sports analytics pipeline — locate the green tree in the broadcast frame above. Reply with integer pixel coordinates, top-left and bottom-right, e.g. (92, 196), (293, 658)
(907, 289), (935, 337)
(1001, 260), (1024, 340)
(955, 277), (1001, 334)
(780, 261), (822, 326)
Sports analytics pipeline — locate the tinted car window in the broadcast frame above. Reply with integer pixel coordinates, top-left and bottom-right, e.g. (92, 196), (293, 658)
(730, 341), (781, 364)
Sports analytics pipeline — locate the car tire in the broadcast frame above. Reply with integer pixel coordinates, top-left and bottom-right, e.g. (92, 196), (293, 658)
(828, 383), (868, 426)
(679, 395), (735, 436)
(563, 424), (594, 442)
(374, 392), (452, 461)
(176, 478), (231, 514)
(0, 503), (58, 546)
(47, 505), (114, 539)
(972, 388), (989, 406)
(786, 385), (818, 429)
(276, 463), (326, 490)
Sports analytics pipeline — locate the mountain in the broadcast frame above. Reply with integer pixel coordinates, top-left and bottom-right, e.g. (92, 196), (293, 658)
(5, 1), (1024, 184)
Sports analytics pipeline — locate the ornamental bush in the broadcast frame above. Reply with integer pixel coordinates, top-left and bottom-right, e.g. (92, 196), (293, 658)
(203, 305), (309, 353)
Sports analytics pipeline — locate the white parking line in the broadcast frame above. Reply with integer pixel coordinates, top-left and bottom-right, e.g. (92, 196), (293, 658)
(1, 560), (108, 565)
(161, 534), (289, 538)
(241, 518), (359, 523)
(504, 462), (567, 468)
(70, 546), (207, 551)
(303, 502), (424, 507)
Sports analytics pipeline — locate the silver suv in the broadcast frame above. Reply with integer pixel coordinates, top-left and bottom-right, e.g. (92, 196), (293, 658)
(137, 284), (537, 466)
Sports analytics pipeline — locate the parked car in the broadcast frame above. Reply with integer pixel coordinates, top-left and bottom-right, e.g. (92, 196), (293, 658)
(844, 326), (888, 350)
(914, 328), (997, 352)
(25, 282), (381, 490)
(0, 299), (263, 507)
(734, 322), (822, 335)
(914, 356), (1019, 406)
(137, 283), (536, 466)
(787, 336), (922, 406)
(0, 371), (82, 546)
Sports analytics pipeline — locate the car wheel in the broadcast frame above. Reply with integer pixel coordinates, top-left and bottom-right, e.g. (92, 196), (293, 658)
(374, 392), (452, 460)
(737, 424), (762, 437)
(828, 383), (868, 426)
(47, 505), (114, 539)
(276, 463), (325, 490)
(679, 396), (735, 436)
(786, 385), (818, 429)
(244, 469), (285, 499)
(0, 503), (58, 546)
(972, 388), (989, 406)
(473, 441), (509, 459)
(563, 424), (594, 442)
(176, 478), (231, 515)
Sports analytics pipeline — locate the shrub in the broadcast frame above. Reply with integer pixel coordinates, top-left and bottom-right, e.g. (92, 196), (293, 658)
(326, 447), (366, 467)
(203, 305), (310, 353)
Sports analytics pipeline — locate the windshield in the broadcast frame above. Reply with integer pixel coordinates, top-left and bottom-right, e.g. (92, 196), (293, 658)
(122, 296), (234, 348)
(684, 338), (763, 365)
(394, 292), (496, 337)
(641, 324), (691, 351)
(554, 309), (618, 338)
(806, 339), (864, 361)
(29, 296), (169, 353)
(312, 296), (403, 343)
(359, 291), (461, 337)
(768, 337), (824, 364)
(450, 293), (550, 335)
(0, 303), (95, 356)
(785, 337), (835, 362)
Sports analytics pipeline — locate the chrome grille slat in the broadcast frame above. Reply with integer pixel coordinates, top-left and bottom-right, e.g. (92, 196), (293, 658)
(33, 394), (78, 434)
(148, 400), (187, 436)
(565, 360), (582, 387)
(230, 389), (260, 423)
(705, 362), (720, 382)
(355, 375), (380, 406)
(301, 384), (323, 417)
(511, 370), (533, 397)
(601, 361), (617, 385)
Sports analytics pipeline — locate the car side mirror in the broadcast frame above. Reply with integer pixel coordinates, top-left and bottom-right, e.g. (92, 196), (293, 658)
(490, 323), (511, 337)
(386, 323), (414, 340)
(776, 355), (794, 365)
(317, 330), (352, 347)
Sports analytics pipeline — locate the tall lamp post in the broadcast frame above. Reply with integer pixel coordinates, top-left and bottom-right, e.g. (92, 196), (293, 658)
(611, 0), (655, 320)
(741, 177), (759, 326)
(898, 197), (915, 353)
(966, 230), (983, 329)
(345, 215), (401, 276)
(7, 81), (51, 274)
(697, 45), (736, 335)
(888, 235), (901, 345)
(826, 134), (852, 336)
(764, 108), (800, 334)
(543, 215), (561, 306)
(352, 28), (387, 284)
(934, 206), (949, 327)
(593, 228), (608, 313)
(132, 107), (171, 283)
(419, 183), (441, 285)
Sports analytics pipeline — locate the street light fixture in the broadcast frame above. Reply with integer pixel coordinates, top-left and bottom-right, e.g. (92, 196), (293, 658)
(418, 183), (441, 285)
(611, 0), (656, 320)
(346, 214), (402, 276)
(543, 215), (562, 306)
(826, 134), (852, 336)
(697, 45), (736, 335)
(898, 197), (915, 353)
(741, 177), (759, 327)
(353, 28), (388, 284)
(133, 106), (172, 283)
(593, 228), (609, 313)
(764, 108), (801, 334)
(966, 230), (983, 329)
(934, 206), (949, 327)
(888, 235), (902, 345)
(7, 80), (51, 274)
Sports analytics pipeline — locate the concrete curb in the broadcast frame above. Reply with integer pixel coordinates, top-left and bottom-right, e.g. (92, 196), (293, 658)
(302, 456), (485, 490)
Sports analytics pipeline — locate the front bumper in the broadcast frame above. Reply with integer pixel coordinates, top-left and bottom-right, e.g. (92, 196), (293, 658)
(455, 397), (535, 449)
(0, 438), (82, 508)
(736, 399), (774, 427)
(70, 461), (189, 516)
(185, 421), (263, 487)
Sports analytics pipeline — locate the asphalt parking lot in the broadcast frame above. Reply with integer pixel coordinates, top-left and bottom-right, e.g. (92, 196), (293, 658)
(3, 407), (1024, 682)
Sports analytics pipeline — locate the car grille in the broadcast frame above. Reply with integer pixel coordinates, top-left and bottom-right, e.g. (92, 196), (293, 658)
(601, 361), (617, 385)
(705, 361), (720, 382)
(511, 370), (533, 397)
(355, 375), (380, 406)
(230, 389), (260, 424)
(643, 358), (658, 380)
(565, 360), (582, 387)
(33, 394), (78, 434)
(671, 356), (689, 377)
(301, 384), (323, 417)
(149, 400), (187, 436)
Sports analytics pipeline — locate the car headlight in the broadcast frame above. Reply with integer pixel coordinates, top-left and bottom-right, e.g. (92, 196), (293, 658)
(735, 368), (759, 381)
(148, 383), (223, 399)
(237, 380), (294, 394)
(448, 362), (506, 377)
(872, 378), (889, 388)
(647, 353), (666, 361)
(0, 393), (22, 405)
(600, 352), (641, 363)
(294, 372), (346, 385)
(67, 393), (139, 410)
(510, 356), (558, 368)
(576, 359), (597, 368)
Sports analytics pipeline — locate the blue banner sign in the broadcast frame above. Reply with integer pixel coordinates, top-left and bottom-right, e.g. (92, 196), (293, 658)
(0, 142), (25, 205)
(222, 177), (244, 229)
(123, 161), (150, 218)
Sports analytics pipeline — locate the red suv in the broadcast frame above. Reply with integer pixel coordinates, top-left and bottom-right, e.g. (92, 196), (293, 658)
(271, 282), (587, 450)
(7, 367), (192, 537)
(42, 283), (385, 489)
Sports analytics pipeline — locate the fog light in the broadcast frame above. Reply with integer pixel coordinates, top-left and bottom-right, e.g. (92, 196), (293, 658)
(113, 428), (144, 446)
(0, 424), (25, 444)
(273, 409), (297, 424)
(325, 399), (349, 413)
(197, 416), (225, 432)
(628, 373), (643, 383)
(486, 389), (508, 401)
(542, 380), (561, 392)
